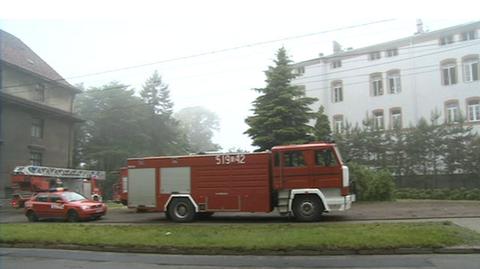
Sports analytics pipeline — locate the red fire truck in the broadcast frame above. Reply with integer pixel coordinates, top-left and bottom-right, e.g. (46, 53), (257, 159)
(127, 142), (354, 222)
(112, 167), (128, 206)
(10, 165), (106, 208)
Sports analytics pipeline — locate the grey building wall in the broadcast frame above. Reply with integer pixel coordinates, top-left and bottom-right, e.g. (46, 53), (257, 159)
(0, 102), (75, 198)
(0, 64), (77, 198)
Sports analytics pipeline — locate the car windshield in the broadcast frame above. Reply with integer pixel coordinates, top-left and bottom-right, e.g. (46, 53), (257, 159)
(62, 192), (88, 202)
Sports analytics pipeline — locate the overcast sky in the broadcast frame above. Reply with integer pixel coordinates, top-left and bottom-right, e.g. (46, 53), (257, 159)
(1, 0), (478, 151)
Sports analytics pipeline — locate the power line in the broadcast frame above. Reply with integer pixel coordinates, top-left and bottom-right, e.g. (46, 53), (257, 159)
(4, 38), (478, 98)
(0, 19), (395, 91)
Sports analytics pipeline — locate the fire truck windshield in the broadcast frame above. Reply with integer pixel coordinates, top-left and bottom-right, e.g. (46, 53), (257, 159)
(62, 192), (88, 202)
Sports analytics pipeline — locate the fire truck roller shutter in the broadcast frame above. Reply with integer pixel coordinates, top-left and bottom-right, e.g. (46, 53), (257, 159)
(160, 167), (191, 194)
(128, 168), (156, 208)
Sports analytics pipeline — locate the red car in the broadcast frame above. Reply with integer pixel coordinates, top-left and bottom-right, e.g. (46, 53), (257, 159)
(24, 189), (107, 222)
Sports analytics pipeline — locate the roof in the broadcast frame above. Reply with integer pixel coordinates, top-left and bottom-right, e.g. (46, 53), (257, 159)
(295, 20), (480, 66)
(272, 143), (335, 151)
(0, 29), (79, 92)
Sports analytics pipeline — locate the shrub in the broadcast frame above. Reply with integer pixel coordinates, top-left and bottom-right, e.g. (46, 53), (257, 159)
(395, 188), (480, 200)
(350, 163), (395, 201)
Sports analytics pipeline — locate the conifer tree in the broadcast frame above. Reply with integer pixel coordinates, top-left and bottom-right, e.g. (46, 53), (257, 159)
(245, 47), (317, 151)
(313, 106), (332, 141)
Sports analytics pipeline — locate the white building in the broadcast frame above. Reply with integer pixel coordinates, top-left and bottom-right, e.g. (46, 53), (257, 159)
(293, 21), (480, 134)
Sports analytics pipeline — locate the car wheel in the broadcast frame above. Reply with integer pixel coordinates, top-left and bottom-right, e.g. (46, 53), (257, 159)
(167, 198), (195, 223)
(66, 210), (80, 222)
(26, 211), (38, 222)
(292, 195), (323, 222)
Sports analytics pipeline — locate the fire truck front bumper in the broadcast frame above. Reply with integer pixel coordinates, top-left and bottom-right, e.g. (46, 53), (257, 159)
(326, 194), (355, 212)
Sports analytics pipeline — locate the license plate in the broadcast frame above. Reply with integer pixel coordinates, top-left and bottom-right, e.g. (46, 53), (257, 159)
(95, 209), (103, 213)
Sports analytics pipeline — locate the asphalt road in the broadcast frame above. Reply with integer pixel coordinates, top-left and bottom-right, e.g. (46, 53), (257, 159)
(2, 200), (480, 224)
(1, 248), (480, 269)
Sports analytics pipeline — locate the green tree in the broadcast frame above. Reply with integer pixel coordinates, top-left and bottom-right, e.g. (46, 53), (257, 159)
(313, 106), (332, 141)
(140, 70), (173, 116)
(140, 71), (187, 155)
(245, 47), (317, 151)
(175, 106), (221, 153)
(74, 82), (152, 171)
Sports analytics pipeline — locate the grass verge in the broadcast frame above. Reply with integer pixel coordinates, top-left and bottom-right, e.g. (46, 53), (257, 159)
(1, 222), (479, 253)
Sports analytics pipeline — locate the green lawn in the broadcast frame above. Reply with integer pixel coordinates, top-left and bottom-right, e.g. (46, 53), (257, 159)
(1, 222), (478, 252)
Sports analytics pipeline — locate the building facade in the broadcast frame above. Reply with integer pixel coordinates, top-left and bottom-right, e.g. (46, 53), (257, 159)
(0, 29), (81, 198)
(293, 21), (480, 134)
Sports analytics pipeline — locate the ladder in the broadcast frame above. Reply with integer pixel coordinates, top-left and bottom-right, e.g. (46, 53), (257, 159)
(13, 165), (106, 180)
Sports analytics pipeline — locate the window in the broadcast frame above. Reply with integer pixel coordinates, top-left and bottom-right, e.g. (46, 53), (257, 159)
(387, 70), (401, 94)
(294, 66), (305, 75)
(50, 195), (63, 203)
(441, 60), (457, 85)
(467, 99), (480, 122)
(386, 48), (398, 57)
(461, 30), (477, 41)
(31, 118), (44, 138)
(333, 115), (344, 134)
(283, 151), (305, 167)
(373, 110), (384, 130)
(368, 51), (381, 61)
(331, 60), (342, 69)
(331, 81), (343, 103)
(439, 35), (454, 45)
(390, 108), (402, 129)
(30, 151), (42, 166)
(445, 101), (460, 123)
(463, 55), (479, 82)
(370, 73), (383, 96)
(35, 194), (49, 202)
(34, 83), (45, 102)
(315, 149), (338, 167)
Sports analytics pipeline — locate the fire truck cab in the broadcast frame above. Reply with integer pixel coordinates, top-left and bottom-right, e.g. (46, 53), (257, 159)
(126, 142), (354, 222)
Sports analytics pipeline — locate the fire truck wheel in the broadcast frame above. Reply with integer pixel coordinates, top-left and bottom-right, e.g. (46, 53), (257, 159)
(168, 198), (195, 223)
(26, 211), (38, 222)
(292, 195), (323, 222)
(67, 210), (80, 222)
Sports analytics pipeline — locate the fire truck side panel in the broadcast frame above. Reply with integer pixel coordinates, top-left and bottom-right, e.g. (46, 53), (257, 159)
(128, 152), (272, 213)
(192, 153), (271, 212)
(127, 168), (157, 208)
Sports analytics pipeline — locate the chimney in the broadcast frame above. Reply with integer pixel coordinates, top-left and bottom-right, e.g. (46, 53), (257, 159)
(333, 41), (342, 54)
(415, 19), (424, 35)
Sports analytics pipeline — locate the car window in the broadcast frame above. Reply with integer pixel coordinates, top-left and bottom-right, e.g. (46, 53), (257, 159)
(35, 194), (49, 202)
(50, 195), (63, 203)
(315, 148), (338, 167)
(62, 192), (87, 202)
(283, 151), (306, 167)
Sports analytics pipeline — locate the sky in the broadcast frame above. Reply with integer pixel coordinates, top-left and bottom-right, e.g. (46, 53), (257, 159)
(1, 0), (478, 151)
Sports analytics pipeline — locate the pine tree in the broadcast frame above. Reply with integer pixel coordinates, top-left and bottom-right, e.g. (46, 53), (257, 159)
(140, 71), (187, 155)
(245, 47), (317, 151)
(313, 106), (332, 141)
(140, 70), (173, 115)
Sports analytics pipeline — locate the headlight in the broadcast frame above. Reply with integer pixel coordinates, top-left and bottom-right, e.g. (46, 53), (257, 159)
(81, 205), (89, 210)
